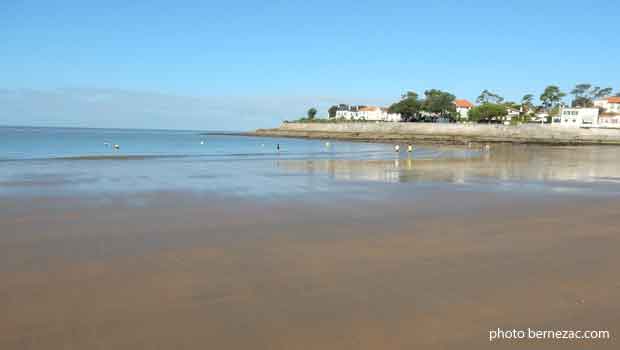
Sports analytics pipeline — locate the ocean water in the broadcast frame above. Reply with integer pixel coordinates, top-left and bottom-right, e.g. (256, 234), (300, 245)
(3, 126), (620, 197)
(0, 126), (478, 196)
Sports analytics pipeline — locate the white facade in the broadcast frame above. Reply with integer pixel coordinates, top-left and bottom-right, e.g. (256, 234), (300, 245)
(335, 110), (357, 119)
(336, 106), (401, 122)
(552, 108), (599, 127)
(505, 108), (520, 121)
(453, 99), (474, 120)
(530, 112), (548, 123)
(599, 115), (620, 127)
(456, 106), (471, 120)
(594, 97), (620, 113)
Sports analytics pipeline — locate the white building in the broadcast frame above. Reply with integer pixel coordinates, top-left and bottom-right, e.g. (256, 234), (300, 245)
(598, 114), (620, 127)
(503, 108), (520, 123)
(595, 97), (620, 127)
(453, 99), (474, 120)
(335, 105), (401, 122)
(594, 96), (620, 113)
(529, 112), (548, 123)
(552, 108), (599, 127)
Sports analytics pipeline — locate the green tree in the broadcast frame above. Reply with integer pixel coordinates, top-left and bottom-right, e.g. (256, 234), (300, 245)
(540, 85), (566, 111)
(521, 94), (535, 112)
(307, 108), (317, 120)
(476, 90), (504, 104)
(571, 84), (612, 107)
(593, 87), (612, 99)
(328, 105), (338, 119)
(422, 89), (457, 120)
(389, 91), (422, 122)
(468, 103), (508, 123)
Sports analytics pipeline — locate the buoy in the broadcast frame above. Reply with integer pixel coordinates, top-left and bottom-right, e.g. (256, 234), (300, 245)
(325, 142), (330, 147)
(200, 140), (205, 145)
(113, 144), (120, 150)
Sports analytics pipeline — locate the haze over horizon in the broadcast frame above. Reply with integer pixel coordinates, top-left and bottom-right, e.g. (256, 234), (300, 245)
(2, 0), (619, 130)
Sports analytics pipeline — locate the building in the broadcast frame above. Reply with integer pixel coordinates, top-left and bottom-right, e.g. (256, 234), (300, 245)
(594, 96), (620, 113)
(453, 99), (474, 120)
(505, 108), (520, 123)
(335, 105), (402, 122)
(552, 108), (599, 127)
(598, 114), (620, 127)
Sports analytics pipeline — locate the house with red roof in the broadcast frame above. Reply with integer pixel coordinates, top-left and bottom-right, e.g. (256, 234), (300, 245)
(594, 97), (620, 114)
(453, 99), (474, 120)
(594, 97), (620, 127)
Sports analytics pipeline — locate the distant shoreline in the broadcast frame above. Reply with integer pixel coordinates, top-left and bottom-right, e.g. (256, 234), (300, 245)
(241, 122), (620, 146)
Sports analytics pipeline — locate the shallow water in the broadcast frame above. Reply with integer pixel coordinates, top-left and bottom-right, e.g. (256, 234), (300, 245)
(2, 126), (620, 197)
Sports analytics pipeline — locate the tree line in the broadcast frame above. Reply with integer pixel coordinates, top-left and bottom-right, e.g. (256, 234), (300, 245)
(313, 83), (619, 123)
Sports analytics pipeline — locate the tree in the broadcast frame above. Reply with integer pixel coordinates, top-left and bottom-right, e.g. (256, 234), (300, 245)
(468, 103), (508, 123)
(521, 94), (535, 112)
(476, 90), (504, 104)
(593, 87), (612, 99)
(570, 84), (612, 107)
(422, 89), (456, 120)
(328, 105), (338, 119)
(389, 91), (422, 122)
(307, 108), (317, 120)
(540, 85), (566, 111)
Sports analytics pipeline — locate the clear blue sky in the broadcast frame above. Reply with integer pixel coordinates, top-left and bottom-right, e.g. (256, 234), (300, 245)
(2, 0), (619, 130)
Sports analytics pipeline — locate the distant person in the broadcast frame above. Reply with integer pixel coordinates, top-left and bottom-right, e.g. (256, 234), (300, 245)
(394, 144), (400, 152)
(276, 143), (280, 152)
(407, 144), (413, 153)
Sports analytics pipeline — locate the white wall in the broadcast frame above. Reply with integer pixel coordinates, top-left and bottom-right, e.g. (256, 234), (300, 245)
(552, 108), (599, 127)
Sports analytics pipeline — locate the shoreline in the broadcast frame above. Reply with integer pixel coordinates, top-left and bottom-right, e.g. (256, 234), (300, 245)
(237, 123), (620, 145)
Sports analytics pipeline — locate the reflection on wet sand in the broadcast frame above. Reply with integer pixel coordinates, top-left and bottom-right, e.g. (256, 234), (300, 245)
(276, 145), (620, 185)
(1, 191), (619, 349)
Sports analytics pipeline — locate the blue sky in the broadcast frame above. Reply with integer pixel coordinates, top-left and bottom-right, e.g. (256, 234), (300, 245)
(2, 0), (619, 130)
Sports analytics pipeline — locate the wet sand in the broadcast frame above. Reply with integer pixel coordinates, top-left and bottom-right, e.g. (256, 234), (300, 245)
(1, 189), (619, 349)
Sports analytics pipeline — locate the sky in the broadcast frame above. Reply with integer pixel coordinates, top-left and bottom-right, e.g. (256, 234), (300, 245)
(1, 0), (619, 130)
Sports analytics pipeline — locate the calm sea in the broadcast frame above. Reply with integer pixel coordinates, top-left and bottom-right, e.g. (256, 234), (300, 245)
(3, 126), (620, 197)
(0, 126), (477, 196)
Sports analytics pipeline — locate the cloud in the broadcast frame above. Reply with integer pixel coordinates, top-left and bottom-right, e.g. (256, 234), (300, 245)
(0, 88), (393, 130)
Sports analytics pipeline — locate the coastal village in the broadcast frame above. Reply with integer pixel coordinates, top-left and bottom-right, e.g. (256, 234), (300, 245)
(311, 85), (620, 129)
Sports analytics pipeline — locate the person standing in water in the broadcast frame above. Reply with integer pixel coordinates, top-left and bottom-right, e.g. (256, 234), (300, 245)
(407, 144), (413, 153)
(276, 143), (280, 152)
(394, 144), (400, 152)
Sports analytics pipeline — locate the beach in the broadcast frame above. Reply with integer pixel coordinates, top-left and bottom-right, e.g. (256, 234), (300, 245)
(2, 190), (619, 349)
(1, 127), (619, 349)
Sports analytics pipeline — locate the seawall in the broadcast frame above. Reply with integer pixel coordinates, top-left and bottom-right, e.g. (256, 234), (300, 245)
(249, 123), (620, 145)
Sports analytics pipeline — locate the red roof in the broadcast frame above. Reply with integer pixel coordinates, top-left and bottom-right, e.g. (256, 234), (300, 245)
(454, 99), (473, 108)
(358, 106), (379, 112)
(608, 97), (620, 103)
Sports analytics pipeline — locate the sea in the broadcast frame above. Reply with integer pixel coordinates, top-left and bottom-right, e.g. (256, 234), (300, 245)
(2, 126), (620, 197)
(0, 126), (478, 196)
